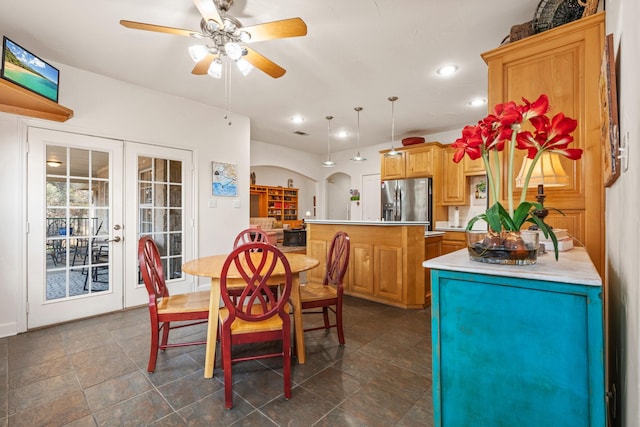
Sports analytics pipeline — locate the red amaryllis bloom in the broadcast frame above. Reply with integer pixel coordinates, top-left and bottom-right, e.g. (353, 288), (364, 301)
(452, 125), (482, 162)
(521, 94), (550, 120)
(517, 112), (581, 160)
(493, 101), (522, 128)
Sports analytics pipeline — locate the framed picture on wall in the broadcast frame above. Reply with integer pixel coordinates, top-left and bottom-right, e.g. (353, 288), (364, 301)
(211, 162), (238, 197)
(600, 33), (620, 187)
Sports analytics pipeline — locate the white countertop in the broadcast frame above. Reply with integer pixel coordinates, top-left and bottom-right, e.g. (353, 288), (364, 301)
(425, 231), (445, 237)
(423, 247), (601, 286)
(434, 226), (467, 232)
(305, 220), (429, 226)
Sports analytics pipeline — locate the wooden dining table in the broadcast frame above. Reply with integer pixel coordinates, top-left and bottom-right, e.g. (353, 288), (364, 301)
(182, 252), (319, 379)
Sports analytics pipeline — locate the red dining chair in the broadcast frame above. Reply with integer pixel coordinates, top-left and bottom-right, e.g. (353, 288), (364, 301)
(233, 227), (271, 248)
(300, 231), (350, 345)
(218, 242), (293, 409)
(138, 236), (210, 373)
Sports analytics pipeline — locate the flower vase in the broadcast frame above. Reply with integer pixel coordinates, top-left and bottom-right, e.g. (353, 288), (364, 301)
(466, 230), (539, 265)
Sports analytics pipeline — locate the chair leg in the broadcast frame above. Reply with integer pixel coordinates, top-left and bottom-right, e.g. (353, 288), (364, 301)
(336, 302), (345, 345)
(222, 332), (234, 409)
(160, 321), (170, 348)
(283, 330), (292, 399)
(147, 322), (160, 373)
(322, 307), (330, 329)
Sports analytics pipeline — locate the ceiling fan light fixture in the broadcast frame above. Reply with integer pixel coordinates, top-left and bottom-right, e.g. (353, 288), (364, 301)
(351, 106), (367, 162)
(225, 42), (242, 60)
(207, 59), (222, 78)
(238, 31), (251, 42)
(236, 58), (253, 76)
(188, 44), (209, 62)
(223, 18), (236, 32)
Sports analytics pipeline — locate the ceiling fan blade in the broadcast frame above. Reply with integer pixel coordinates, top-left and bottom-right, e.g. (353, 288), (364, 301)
(244, 47), (286, 78)
(192, 54), (218, 75)
(243, 18), (307, 43)
(193, 0), (223, 26)
(120, 20), (199, 38)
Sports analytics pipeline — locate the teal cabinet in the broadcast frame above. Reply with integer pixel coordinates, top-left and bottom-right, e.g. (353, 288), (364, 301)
(425, 248), (605, 426)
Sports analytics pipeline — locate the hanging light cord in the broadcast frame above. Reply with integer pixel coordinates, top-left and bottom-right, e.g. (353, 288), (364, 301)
(224, 58), (232, 125)
(356, 107), (362, 154)
(385, 96), (400, 157)
(390, 96), (397, 149)
(326, 116), (333, 161)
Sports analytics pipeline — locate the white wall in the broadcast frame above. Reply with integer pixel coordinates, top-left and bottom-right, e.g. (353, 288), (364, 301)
(0, 62), (250, 336)
(605, 1), (640, 425)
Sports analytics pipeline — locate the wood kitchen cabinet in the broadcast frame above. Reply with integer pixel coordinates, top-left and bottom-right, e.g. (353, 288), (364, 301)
(442, 146), (467, 205)
(425, 248), (604, 426)
(380, 142), (443, 180)
(306, 222), (427, 309)
(481, 13), (605, 277)
(405, 144), (440, 178)
(380, 150), (405, 180)
(463, 156), (485, 175)
(441, 231), (466, 255)
(423, 235), (442, 305)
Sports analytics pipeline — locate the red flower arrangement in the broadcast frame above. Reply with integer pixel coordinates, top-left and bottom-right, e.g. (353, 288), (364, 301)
(451, 94), (583, 258)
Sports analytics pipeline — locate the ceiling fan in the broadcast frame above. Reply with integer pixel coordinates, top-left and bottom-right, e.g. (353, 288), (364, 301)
(120, 0), (307, 79)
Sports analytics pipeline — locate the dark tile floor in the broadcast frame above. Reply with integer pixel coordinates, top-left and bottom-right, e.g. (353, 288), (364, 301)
(0, 296), (433, 426)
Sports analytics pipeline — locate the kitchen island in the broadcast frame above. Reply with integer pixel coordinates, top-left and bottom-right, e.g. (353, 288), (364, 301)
(305, 220), (439, 308)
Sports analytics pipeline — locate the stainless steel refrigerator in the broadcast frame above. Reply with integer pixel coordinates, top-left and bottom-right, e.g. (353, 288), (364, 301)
(381, 178), (432, 228)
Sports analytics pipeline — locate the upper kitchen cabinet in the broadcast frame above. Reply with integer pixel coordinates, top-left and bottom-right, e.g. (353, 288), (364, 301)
(442, 145), (467, 206)
(481, 13), (605, 277)
(380, 142), (442, 180)
(463, 156), (485, 175)
(380, 149), (405, 180)
(0, 79), (73, 122)
(406, 143), (441, 178)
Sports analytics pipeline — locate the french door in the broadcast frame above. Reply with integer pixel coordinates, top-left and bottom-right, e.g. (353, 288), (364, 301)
(26, 128), (195, 328)
(27, 128), (124, 328)
(123, 141), (195, 307)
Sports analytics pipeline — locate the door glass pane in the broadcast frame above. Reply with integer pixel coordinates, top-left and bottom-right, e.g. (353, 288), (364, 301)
(45, 146), (111, 300)
(138, 155), (184, 283)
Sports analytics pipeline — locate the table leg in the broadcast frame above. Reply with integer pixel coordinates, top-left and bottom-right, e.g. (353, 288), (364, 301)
(204, 279), (221, 379)
(291, 273), (306, 364)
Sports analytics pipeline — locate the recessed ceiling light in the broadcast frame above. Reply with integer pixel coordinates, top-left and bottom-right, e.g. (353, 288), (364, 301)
(437, 65), (458, 76)
(468, 98), (487, 107)
(291, 115), (305, 124)
(336, 130), (349, 138)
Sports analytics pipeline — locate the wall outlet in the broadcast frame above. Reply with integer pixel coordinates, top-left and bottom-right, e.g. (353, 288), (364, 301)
(233, 200), (241, 208)
(208, 199), (217, 208)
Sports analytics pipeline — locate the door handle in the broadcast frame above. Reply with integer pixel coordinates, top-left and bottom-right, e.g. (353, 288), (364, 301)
(106, 236), (122, 243)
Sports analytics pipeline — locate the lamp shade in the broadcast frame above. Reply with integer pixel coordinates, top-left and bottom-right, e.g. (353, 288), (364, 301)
(515, 152), (570, 188)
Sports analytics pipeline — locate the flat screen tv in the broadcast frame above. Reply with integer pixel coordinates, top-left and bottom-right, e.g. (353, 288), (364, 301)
(1, 36), (59, 102)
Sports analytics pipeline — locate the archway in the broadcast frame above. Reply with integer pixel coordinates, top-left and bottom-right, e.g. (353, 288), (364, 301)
(326, 172), (351, 220)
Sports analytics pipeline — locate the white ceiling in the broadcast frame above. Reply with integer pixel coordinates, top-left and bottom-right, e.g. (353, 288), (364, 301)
(0, 0), (542, 154)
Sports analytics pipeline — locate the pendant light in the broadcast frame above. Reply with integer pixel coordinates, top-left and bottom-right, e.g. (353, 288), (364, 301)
(321, 115), (336, 167)
(350, 107), (367, 162)
(384, 96), (402, 157)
